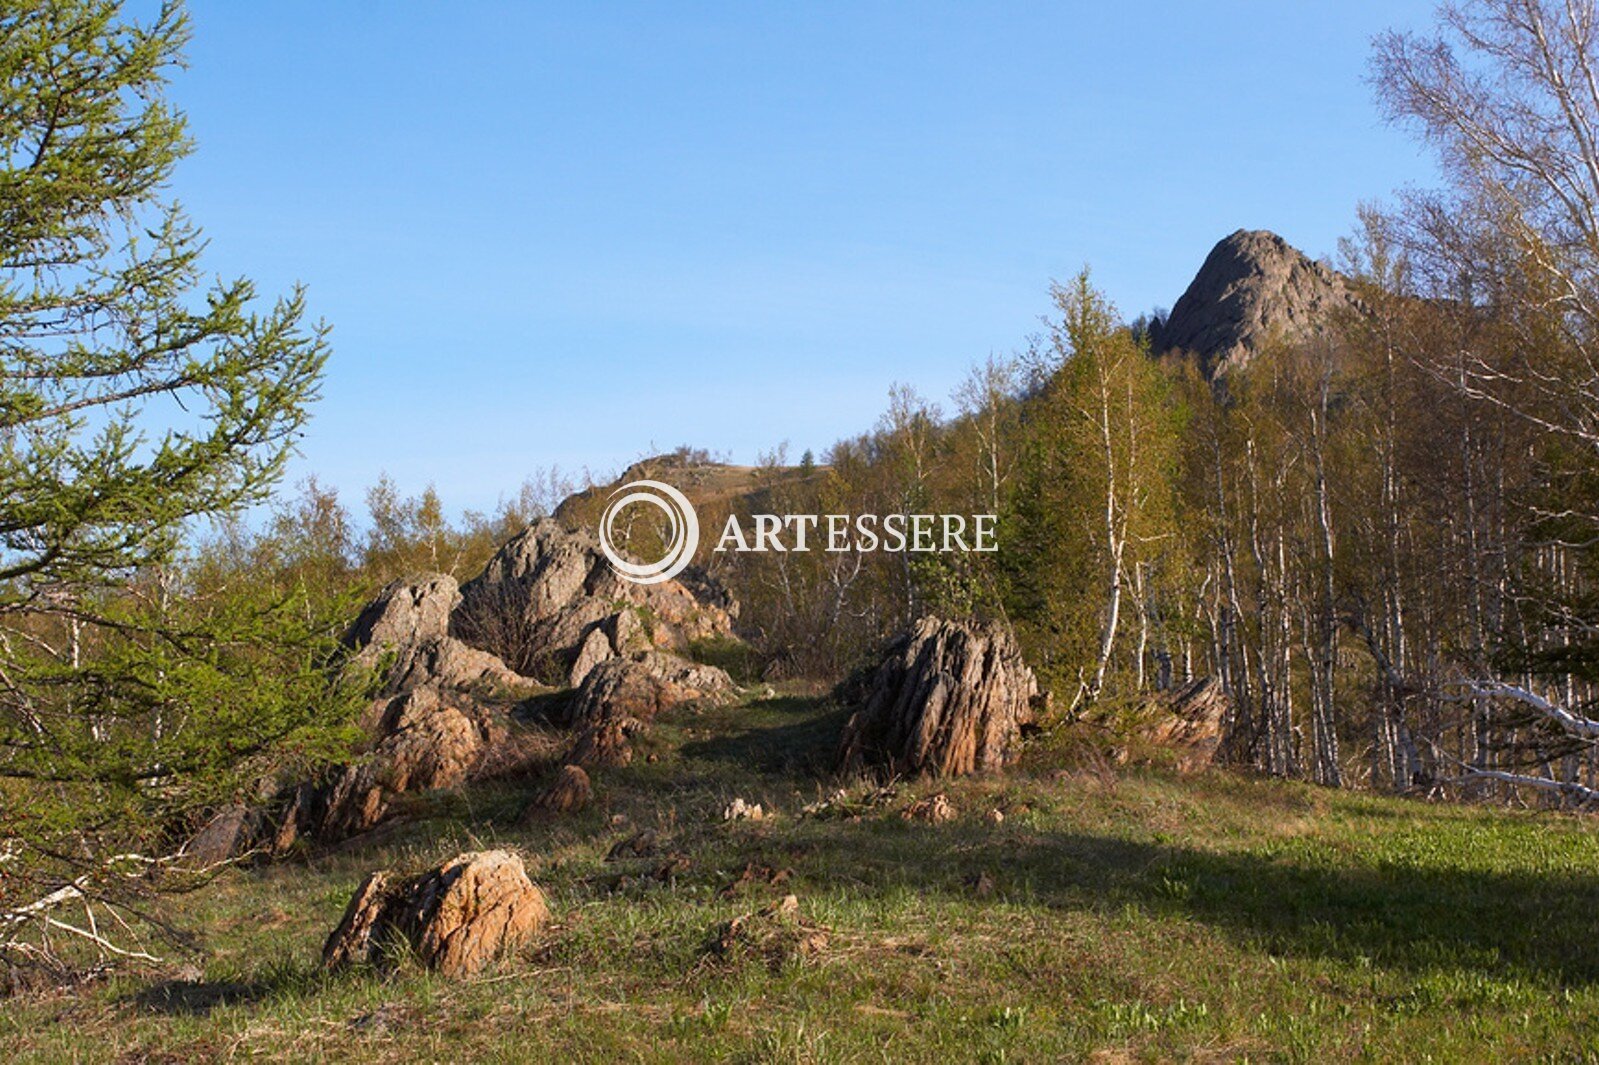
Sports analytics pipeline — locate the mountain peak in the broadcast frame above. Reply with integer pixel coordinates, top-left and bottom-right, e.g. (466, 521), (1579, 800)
(1153, 229), (1359, 375)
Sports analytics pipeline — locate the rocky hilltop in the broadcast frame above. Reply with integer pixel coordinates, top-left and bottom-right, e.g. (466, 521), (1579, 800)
(1151, 229), (1362, 375)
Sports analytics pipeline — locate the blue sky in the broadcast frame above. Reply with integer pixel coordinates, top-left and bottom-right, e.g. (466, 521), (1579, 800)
(169, 2), (1441, 515)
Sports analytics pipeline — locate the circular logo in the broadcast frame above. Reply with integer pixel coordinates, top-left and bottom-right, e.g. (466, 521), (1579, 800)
(598, 480), (700, 585)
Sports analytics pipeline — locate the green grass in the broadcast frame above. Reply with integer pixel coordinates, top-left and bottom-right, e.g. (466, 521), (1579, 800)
(5, 690), (1599, 1063)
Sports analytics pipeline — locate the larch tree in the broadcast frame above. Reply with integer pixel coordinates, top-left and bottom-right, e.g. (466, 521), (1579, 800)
(0, 0), (354, 965)
(1005, 273), (1184, 707)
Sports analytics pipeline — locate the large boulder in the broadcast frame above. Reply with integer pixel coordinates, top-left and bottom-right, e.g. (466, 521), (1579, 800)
(455, 518), (737, 682)
(839, 617), (1041, 778)
(1132, 676), (1233, 771)
(385, 634), (532, 696)
(527, 764), (593, 816)
(315, 687), (508, 838)
(343, 574), (531, 696)
(567, 608), (650, 687)
(323, 850), (550, 978)
(344, 574), (459, 667)
(568, 652), (733, 767)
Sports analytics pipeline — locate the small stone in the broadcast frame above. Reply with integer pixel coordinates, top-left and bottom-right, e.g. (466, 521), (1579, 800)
(902, 793), (957, 824)
(528, 765), (592, 816)
(722, 797), (765, 822)
(762, 894), (799, 919)
(606, 830), (659, 861)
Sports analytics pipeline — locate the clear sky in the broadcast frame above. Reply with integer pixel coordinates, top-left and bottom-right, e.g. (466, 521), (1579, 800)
(167, 1), (1442, 515)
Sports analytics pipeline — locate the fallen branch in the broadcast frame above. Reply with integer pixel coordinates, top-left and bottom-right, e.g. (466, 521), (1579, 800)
(1442, 769), (1599, 807)
(0, 844), (240, 967)
(1452, 682), (1599, 740)
(36, 914), (161, 962)
(1417, 734), (1599, 807)
(0, 876), (90, 928)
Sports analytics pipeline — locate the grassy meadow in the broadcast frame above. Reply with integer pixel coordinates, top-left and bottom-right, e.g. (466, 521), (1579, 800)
(6, 690), (1598, 1063)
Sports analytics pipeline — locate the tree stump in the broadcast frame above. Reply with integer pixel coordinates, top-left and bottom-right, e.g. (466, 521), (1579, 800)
(839, 617), (1040, 778)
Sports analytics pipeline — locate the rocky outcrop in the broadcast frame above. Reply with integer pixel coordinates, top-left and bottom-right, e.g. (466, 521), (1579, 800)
(323, 850), (549, 978)
(567, 652), (734, 767)
(1152, 229), (1364, 376)
(343, 575), (531, 696)
(839, 617), (1041, 778)
(455, 518), (737, 684)
(316, 687), (507, 838)
(1134, 676), (1233, 771)
(567, 608), (649, 687)
(344, 574), (457, 675)
(275, 517), (742, 847)
(570, 652), (733, 725)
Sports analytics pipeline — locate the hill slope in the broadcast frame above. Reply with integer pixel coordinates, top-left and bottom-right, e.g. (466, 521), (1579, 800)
(9, 688), (1597, 1063)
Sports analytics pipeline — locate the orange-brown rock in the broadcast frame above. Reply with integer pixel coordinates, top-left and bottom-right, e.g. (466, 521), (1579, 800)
(323, 850), (549, 978)
(839, 617), (1041, 778)
(566, 652), (732, 767)
(901, 793), (957, 823)
(528, 764), (593, 816)
(317, 687), (506, 838)
(1135, 676), (1233, 771)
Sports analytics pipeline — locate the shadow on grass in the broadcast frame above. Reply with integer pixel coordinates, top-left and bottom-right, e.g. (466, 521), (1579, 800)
(676, 695), (852, 777)
(133, 977), (278, 1016)
(756, 815), (1599, 985)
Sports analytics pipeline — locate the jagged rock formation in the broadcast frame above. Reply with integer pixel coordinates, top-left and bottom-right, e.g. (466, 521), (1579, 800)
(455, 518), (737, 685)
(316, 687), (509, 837)
(322, 850), (549, 978)
(1132, 676), (1233, 771)
(339, 573), (533, 697)
(567, 652), (734, 767)
(839, 617), (1041, 778)
(269, 519), (741, 848)
(270, 576), (539, 846)
(1152, 229), (1363, 376)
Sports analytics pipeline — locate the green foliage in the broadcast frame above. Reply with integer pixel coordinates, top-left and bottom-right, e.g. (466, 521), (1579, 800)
(1001, 272), (1187, 699)
(361, 468), (573, 584)
(688, 634), (763, 685)
(0, 1), (350, 906)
